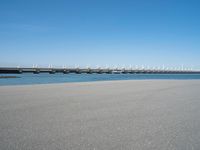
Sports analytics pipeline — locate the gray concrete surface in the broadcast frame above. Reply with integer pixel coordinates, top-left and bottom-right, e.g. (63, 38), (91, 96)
(0, 80), (200, 150)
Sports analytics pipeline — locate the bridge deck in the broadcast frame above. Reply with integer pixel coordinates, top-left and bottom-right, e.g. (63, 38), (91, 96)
(0, 67), (199, 74)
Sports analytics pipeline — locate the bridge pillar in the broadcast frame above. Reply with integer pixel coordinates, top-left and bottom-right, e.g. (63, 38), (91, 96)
(63, 70), (69, 74)
(86, 69), (92, 74)
(17, 69), (23, 74)
(97, 70), (103, 74)
(33, 69), (40, 74)
(75, 69), (81, 74)
(49, 69), (56, 74)
(121, 69), (127, 74)
(106, 70), (112, 74)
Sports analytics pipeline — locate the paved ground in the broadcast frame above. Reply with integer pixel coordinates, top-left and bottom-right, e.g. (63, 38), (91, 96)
(0, 80), (200, 150)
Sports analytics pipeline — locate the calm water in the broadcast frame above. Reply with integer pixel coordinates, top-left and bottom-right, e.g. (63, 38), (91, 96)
(1, 73), (200, 86)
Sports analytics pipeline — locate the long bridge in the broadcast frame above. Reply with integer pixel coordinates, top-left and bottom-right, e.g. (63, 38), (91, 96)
(0, 67), (200, 74)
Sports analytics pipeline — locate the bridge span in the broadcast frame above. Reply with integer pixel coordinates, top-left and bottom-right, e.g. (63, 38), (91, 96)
(0, 67), (200, 74)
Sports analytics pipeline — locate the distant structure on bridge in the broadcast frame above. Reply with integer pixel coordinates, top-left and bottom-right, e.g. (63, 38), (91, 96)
(0, 66), (199, 74)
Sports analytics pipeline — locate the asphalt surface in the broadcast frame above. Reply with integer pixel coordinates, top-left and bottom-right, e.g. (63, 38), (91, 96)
(0, 80), (200, 150)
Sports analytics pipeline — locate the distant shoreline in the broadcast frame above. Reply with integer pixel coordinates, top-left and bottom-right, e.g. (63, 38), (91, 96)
(0, 76), (20, 79)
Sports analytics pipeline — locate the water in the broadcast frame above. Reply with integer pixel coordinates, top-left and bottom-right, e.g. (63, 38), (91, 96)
(0, 73), (200, 86)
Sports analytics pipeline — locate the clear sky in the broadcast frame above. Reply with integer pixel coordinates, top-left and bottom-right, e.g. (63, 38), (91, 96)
(0, 0), (200, 69)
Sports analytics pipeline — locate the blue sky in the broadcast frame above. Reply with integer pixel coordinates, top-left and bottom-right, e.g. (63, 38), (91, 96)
(0, 0), (200, 69)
